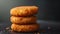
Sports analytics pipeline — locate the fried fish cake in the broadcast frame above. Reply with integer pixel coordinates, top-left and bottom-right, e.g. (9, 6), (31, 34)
(11, 24), (39, 32)
(10, 16), (37, 25)
(10, 6), (38, 17)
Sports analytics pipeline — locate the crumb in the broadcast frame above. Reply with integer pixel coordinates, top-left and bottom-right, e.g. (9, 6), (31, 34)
(5, 27), (10, 30)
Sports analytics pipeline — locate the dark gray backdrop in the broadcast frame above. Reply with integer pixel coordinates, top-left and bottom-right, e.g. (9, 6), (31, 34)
(0, 0), (59, 22)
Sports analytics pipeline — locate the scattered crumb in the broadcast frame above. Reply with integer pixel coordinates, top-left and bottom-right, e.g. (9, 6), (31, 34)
(5, 27), (10, 30)
(37, 32), (40, 34)
(48, 27), (51, 29)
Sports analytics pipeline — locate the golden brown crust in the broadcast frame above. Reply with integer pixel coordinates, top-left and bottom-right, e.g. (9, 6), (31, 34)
(10, 6), (38, 17)
(11, 24), (39, 32)
(10, 16), (37, 25)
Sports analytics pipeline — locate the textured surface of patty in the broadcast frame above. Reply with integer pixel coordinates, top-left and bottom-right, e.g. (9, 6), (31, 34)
(10, 16), (37, 24)
(10, 6), (38, 16)
(11, 24), (39, 32)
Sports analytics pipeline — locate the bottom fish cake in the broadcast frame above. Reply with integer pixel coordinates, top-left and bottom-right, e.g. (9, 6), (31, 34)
(11, 24), (39, 32)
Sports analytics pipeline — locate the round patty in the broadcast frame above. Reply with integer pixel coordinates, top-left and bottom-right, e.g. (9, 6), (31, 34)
(10, 6), (38, 17)
(10, 16), (37, 25)
(11, 24), (39, 32)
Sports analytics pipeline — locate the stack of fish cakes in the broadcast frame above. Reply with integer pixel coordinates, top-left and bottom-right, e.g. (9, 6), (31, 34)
(10, 6), (39, 32)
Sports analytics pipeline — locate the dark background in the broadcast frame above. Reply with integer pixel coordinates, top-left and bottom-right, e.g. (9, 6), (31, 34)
(0, 0), (59, 22)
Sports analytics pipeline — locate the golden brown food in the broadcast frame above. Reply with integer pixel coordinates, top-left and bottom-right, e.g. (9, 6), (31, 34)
(10, 16), (37, 25)
(10, 6), (38, 17)
(11, 24), (39, 32)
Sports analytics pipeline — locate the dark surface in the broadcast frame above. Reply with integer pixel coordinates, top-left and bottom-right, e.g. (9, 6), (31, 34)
(0, 20), (60, 34)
